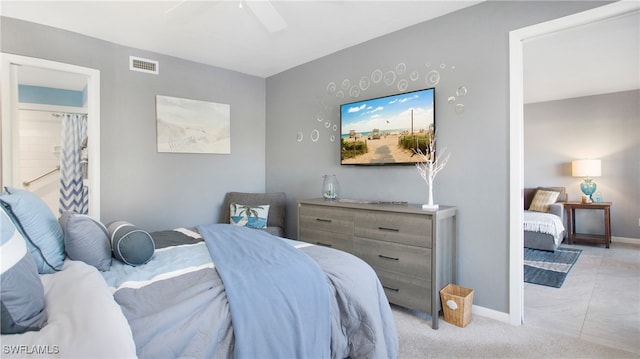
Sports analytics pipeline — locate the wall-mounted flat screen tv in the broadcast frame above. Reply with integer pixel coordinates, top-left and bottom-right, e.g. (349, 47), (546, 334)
(340, 87), (435, 166)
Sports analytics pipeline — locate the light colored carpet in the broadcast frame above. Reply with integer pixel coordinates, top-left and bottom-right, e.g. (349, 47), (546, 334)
(393, 306), (639, 359)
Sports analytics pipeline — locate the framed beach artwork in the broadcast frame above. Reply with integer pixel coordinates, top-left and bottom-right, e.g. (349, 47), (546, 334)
(156, 95), (231, 154)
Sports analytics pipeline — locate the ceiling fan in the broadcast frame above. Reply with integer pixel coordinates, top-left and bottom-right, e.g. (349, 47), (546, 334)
(165, 0), (287, 33)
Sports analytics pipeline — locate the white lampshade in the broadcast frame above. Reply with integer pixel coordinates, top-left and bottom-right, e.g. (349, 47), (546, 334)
(572, 159), (601, 177)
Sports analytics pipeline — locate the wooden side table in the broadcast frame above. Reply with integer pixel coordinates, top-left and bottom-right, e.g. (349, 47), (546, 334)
(564, 201), (612, 248)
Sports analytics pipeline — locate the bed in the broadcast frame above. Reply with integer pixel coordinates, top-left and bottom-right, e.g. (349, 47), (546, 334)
(523, 187), (567, 252)
(1, 187), (398, 359)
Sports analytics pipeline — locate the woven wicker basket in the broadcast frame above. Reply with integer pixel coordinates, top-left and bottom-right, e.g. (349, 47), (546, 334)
(440, 284), (474, 327)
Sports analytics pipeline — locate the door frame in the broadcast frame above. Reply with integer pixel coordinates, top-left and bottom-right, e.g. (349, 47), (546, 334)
(0, 53), (101, 218)
(508, 1), (639, 325)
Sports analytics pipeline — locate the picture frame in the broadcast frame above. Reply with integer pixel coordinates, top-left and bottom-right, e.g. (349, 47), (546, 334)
(156, 95), (230, 154)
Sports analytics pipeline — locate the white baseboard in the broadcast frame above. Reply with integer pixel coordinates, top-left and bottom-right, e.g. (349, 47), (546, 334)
(612, 236), (640, 245)
(472, 305), (511, 324)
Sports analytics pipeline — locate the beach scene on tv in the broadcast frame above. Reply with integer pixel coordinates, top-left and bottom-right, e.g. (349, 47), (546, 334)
(340, 88), (435, 165)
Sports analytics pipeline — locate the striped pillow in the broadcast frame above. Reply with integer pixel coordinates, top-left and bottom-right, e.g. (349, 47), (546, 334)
(528, 190), (560, 213)
(1, 208), (48, 334)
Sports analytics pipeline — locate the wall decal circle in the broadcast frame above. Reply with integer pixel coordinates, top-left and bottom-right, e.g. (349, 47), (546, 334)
(359, 76), (370, 91)
(310, 129), (320, 142)
(371, 69), (383, 83)
(397, 79), (409, 92)
(349, 85), (360, 98)
(326, 82), (336, 94)
(383, 70), (396, 86)
(426, 70), (440, 86)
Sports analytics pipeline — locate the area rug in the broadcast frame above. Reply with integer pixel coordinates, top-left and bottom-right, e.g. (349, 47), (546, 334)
(524, 247), (582, 288)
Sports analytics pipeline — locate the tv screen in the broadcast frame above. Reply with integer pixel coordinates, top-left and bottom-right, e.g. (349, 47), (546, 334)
(340, 88), (435, 166)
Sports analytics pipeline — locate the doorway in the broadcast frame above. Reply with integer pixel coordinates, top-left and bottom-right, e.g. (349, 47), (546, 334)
(508, 1), (640, 325)
(0, 53), (101, 218)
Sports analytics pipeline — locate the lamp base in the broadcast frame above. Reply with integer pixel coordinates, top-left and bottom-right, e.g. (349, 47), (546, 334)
(580, 178), (597, 202)
(422, 204), (439, 210)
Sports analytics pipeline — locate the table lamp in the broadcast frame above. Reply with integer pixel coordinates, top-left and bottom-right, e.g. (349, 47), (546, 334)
(572, 159), (601, 202)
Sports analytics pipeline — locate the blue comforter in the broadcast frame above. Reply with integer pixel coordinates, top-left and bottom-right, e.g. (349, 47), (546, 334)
(106, 226), (398, 359)
(198, 224), (330, 359)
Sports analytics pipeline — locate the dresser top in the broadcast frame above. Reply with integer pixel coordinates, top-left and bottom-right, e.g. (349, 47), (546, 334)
(299, 198), (456, 216)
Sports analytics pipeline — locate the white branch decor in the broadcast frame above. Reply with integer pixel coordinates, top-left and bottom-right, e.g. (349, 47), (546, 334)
(414, 134), (451, 210)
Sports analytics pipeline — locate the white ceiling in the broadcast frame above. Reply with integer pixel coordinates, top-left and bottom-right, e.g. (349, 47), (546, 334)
(524, 8), (639, 104)
(0, 0), (481, 78)
(2, 1), (638, 103)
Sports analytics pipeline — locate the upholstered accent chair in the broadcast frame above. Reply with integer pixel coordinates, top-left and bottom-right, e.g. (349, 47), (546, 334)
(221, 192), (287, 237)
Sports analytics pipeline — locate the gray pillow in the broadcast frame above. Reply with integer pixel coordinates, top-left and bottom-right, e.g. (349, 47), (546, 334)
(59, 212), (112, 271)
(107, 221), (155, 266)
(1, 208), (48, 334)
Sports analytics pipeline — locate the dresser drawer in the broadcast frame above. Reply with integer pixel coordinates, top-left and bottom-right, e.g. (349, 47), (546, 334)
(299, 227), (353, 253)
(353, 237), (431, 278)
(375, 268), (431, 312)
(299, 205), (354, 235)
(354, 211), (432, 247)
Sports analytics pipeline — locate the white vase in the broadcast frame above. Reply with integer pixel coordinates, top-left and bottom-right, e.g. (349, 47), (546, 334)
(322, 174), (339, 200)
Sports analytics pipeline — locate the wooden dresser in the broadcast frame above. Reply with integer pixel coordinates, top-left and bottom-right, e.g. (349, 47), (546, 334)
(297, 198), (457, 329)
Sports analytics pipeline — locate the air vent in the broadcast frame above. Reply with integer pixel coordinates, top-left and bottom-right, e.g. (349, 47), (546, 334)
(129, 56), (159, 75)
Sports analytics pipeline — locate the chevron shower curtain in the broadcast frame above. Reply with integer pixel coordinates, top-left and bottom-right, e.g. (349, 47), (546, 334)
(59, 113), (88, 215)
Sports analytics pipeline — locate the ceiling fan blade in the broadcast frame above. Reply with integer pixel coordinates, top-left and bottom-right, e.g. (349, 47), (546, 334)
(245, 0), (287, 33)
(164, 0), (188, 14)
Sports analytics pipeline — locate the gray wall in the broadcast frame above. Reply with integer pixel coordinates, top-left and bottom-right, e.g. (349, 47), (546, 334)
(1, 1), (615, 315)
(525, 90), (640, 239)
(265, 1), (607, 313)
(1, 17), (267, 231)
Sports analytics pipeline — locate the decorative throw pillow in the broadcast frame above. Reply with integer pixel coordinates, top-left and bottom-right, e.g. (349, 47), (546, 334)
(229, 203), (270, 229)
(59, 212), (112, 271)
(0, 187), (64, 274)
(107, 221), (155, 266)
(528, 190), (560, 213)
(1, 208), (48, 334)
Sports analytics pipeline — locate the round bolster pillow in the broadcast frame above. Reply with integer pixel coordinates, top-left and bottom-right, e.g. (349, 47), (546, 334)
(107, 221), (155, 266)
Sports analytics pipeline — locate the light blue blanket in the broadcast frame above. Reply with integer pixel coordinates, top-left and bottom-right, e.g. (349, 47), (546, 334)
(197, 224), (331, 359)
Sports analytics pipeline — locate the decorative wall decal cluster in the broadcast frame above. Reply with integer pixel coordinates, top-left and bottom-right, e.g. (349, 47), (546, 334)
(297, 61), (468, 144)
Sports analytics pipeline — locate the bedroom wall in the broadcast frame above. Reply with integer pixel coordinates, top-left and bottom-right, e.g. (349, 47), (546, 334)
(265, 1), (607, 314)
(1, 17), (267, 231)
(524, 90), (640, 240)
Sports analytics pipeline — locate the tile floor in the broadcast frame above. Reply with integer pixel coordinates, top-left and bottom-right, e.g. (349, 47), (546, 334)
(524, 240), (640, 355)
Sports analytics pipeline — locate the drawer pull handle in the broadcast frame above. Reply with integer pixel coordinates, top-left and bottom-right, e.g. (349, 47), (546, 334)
(383, 286), (400, 292)
(316, 218), (332, 223)
(378, 254), (399, 261)
(378, 227), (399, 232)
(315, 242), (333, 247)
